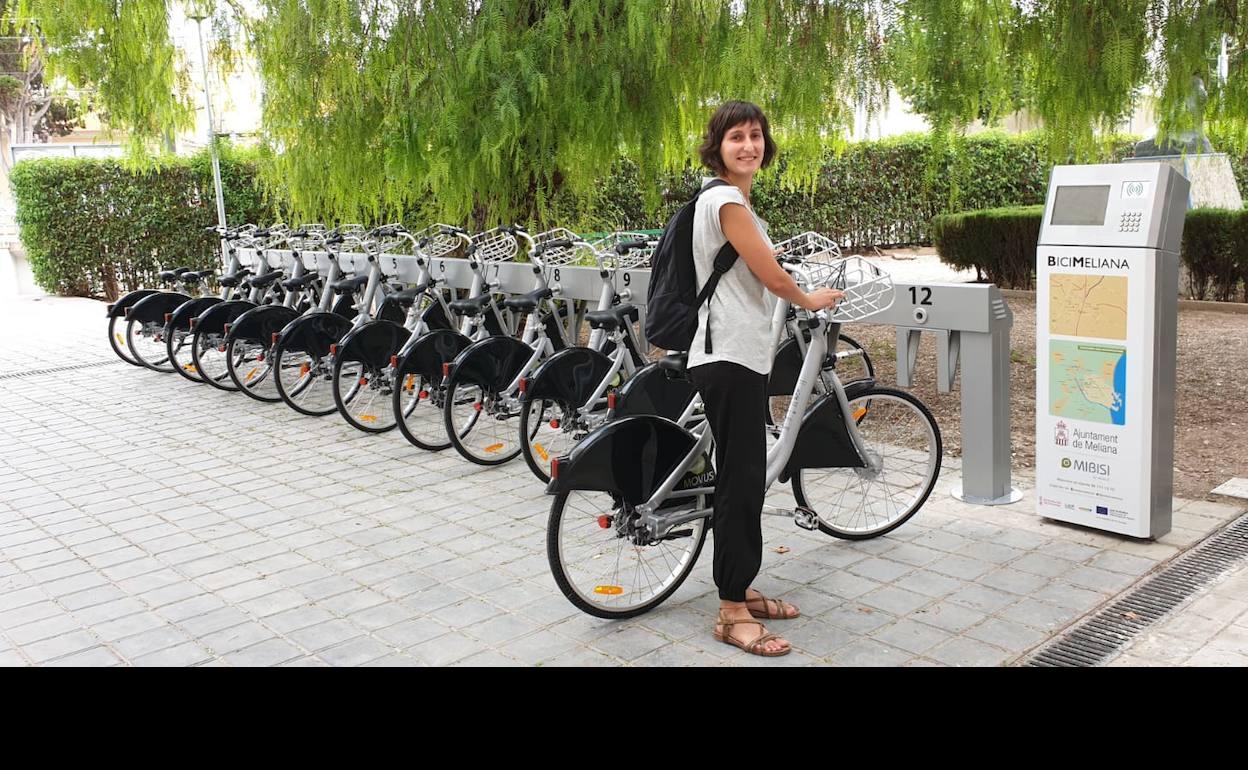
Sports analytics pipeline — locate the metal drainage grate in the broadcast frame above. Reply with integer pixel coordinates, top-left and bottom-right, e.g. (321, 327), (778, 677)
(0, 359), (123, 381)
(1028, 513), (1248, 667)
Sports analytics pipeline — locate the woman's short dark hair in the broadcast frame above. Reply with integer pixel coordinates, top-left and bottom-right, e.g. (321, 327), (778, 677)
(698, 100), (777, 176)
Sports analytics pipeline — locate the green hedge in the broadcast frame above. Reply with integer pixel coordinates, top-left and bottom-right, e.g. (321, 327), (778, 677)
(932, 205), (1248, 299)
(1182, 208), (1248, 301)
(930, 206), (1045, 289)
(24, 130), (1248, 300)
(548, 131), (1100, 246)
(10, 144), (273, 300)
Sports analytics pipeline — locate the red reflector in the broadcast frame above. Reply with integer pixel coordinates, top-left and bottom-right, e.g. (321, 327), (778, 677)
(359, 377), (368, 386)
(442, 362), (451, 378)
(164, 312), (173, 322)
(272, 332), (280, 345)
(189, 317), (197, 328)
(473, 402), (483, 411)
(607, 391), (616, 410)
(597, 515), (611, 529)
(518, 377), (527, 394)
(550, 458), (559, 479)
(419, 390), (429, 399)
(549, 419), (559, 429)
(330, 343), (338, 355)
(389, 355), (398, 369)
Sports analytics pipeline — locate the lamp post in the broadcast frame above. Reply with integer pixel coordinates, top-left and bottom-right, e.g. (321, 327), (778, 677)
(186, 3), (227, 228)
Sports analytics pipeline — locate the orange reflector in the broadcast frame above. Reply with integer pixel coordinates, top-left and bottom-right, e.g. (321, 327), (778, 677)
(607, 391), (616, 410)
(483, 443), (504, 454)
(359, 414), (377, 422)
(404, 374), (415, 392)
(245, 367), (259, 381)
(593, 585), (623, 596)
(853, 406), (868, 420)
(597, 515), (611, 529)
(518, 377), (527, 394)
(184, 364), (197, 373)
(299, 362), (310, 376)
(534, 443), (549, 462)
(115, 333), (125, 345)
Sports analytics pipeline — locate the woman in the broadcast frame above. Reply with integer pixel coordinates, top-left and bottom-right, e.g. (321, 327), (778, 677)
(688, 101), (842, 657)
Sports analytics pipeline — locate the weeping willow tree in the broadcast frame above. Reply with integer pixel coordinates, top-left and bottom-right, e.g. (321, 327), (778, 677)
(15, 1), (1248, 223)
(245, 0), (890, 223)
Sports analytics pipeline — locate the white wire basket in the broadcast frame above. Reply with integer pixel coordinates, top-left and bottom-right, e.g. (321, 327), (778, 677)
(412, 224), (467, 259)
(370, 223), (410, 256)
(471, 226), (521, 263)
(589, 231), (657, 271)
(808, 255), (895, 323)
(532, 227), (594, 269)
(773, 231), (841, 262)
(776, 232), (893, 322)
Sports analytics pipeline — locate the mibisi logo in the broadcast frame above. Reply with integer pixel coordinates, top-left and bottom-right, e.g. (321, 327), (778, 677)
(1047, 256), (1129, 269)
(1061, 457), (1110, 476)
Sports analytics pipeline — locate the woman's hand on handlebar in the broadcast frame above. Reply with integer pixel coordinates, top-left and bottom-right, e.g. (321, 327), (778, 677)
(801, 287), (843, 311)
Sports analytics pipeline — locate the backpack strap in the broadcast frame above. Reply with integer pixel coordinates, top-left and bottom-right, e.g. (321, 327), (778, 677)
(696, 243), (738, 354)
(693, 179), (739, 355)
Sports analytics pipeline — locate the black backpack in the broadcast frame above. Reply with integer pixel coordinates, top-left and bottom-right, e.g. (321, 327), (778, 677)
(644, 179), (739, 353)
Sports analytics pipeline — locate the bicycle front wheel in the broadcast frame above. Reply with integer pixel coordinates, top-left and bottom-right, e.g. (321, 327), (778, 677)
(443, 371), (523, 465)
(226, 338), (281, 402)
(108, 315), (142, 366)
(332, 359), (399, 433)
(126, 317), (173, 372)
(792, 386), (941, 540)
(547, 490), (709, 619)
(394, 373), (451, 451)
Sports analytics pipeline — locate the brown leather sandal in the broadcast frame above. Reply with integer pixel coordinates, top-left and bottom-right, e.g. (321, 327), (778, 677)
(713, 611), (791, 657)
(745, 592), (801, 620)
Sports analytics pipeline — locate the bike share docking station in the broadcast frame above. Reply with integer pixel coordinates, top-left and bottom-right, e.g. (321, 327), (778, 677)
(236, 238), (1023, 509)
(867, 283), (1021, 506)
(1035, 163), (1188, 539)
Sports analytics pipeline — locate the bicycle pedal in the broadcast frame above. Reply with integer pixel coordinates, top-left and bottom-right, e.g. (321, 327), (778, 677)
(793, 506), (819, 531)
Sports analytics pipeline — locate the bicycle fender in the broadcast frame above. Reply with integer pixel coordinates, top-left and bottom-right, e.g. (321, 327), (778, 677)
(611, 362), (697, 422)
(193, 300), (257, 335)
(225, 304), (301, 344)
(522, 346), (614, 405)
(337, 319), (411, 367)
(396, 328), (471, 382)
(107, 289), (160, 318)
(780, 380), (875, 482)
(166, 297), (222, 332)
(545, 415), (698, 504)
(275, 311), (353, 356)
(127, 292), (192, 324)
(448, 336), (533, 391)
